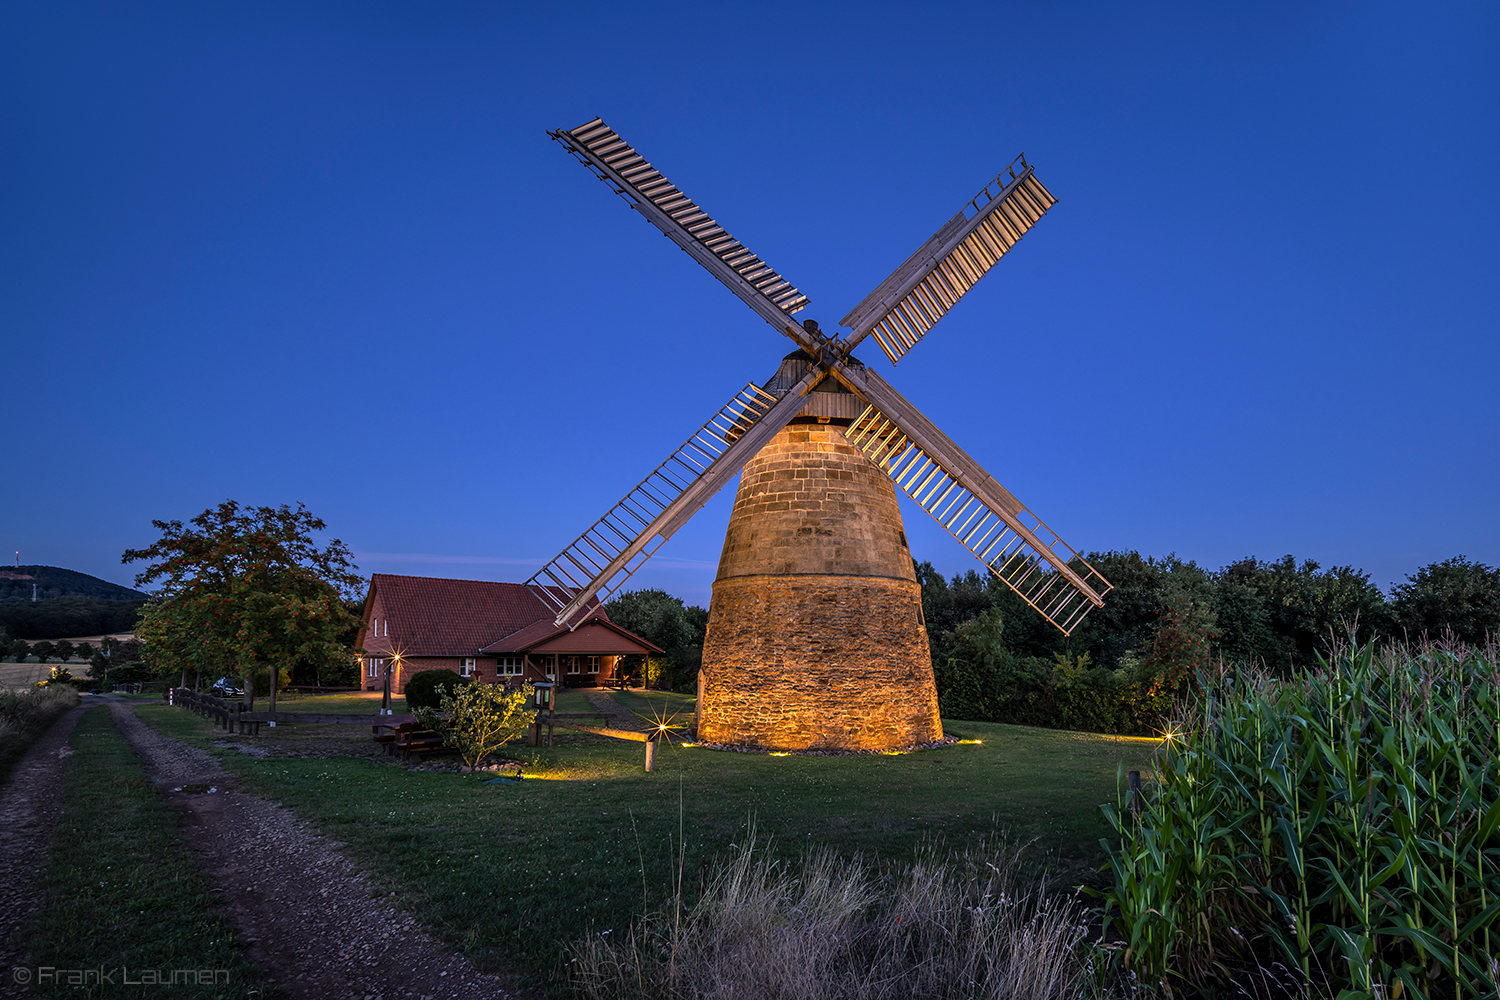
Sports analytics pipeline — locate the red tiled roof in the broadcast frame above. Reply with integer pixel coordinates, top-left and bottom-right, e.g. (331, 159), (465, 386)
(359, 574), (656, 657)
(481, 616), (661, 654)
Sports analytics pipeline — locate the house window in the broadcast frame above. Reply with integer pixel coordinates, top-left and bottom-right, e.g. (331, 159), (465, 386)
(367, 658), (382, 678)
(497, 656), (522, 676)
(586, 655), (599, 673)
(460, 657), (476, 677)
(564, 655), (580, 675)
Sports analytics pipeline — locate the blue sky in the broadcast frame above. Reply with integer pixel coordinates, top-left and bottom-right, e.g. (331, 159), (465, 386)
(3, 1), (1496, 607)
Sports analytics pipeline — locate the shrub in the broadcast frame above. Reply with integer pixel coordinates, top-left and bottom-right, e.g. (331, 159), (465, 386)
(402, 668), (474, 711)
(37, 665), (89, 689)
(1098, 642), (1500, 998)
(414, 681), (533, 768)
(936, 608), (1172, 735)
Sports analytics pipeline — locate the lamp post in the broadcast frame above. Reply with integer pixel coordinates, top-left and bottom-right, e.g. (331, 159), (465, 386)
(383, 651), (403, 715)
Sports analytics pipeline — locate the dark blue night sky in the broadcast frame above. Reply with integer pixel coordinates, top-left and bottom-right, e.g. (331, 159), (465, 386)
(4, 2), (1496, 606)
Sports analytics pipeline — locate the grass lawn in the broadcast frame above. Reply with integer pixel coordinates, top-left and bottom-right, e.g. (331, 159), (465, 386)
(261, 690), (409, 714)
(135, 702), (1160, 983)
(21, 706), (269, 998)
(610, 688), (694, 727)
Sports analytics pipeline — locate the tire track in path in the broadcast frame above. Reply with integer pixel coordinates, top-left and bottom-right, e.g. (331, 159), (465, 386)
(109, 701), (519, 1000)
(0, 701), (87, 998)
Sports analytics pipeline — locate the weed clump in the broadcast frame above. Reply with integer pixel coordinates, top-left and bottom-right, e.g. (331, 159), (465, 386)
(569, 834), (1096, 1000)
(0, 684), (79, 782)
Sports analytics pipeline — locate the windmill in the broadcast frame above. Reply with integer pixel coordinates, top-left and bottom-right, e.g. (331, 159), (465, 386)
(527, 117), (1112, 751)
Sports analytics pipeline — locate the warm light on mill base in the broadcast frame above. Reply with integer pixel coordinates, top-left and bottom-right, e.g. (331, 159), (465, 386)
(697, 421), (943, 752)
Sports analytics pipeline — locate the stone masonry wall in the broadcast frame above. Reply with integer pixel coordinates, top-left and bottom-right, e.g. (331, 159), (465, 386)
(699, 425), (943, 751)
(699, 574), (941, 750)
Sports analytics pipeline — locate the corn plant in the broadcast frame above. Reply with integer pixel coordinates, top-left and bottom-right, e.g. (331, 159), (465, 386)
(1098, 642), (1500, 1000)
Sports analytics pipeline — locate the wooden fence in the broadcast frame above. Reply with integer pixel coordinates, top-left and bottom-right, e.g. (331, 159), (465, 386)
(167, 688), (413, 734)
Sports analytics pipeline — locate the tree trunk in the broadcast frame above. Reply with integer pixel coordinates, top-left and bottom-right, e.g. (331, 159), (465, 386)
(268, 664), (278, 716)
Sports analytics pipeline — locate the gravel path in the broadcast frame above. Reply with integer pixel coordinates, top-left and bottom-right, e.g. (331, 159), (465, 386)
(0, 701), (87, 998)
(107, 701), (517, 1000)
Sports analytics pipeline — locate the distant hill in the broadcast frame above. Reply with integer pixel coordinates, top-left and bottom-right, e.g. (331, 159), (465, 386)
(0, 566), (148, 603)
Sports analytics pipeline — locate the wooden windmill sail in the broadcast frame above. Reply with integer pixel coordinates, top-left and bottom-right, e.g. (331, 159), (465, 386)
(528, 117), (1112, 748)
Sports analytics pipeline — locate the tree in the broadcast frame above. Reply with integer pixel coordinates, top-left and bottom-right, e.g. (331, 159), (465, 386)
(11, 640), (30, 663)
(936, 605), (1020, 722)
(31, 640), (55, 663)
(88, 637), (143, 689)
(53, 639), (75, 663)
(123, 501), (365, 714)
(1391, 556), (1500, 647)
(0, 597), (144, 641)
(604, 589), (708, 690)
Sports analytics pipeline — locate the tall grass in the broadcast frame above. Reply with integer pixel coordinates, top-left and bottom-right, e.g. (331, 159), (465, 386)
(0, 683), (79, 782)
(1100, 642), (1500, 1000)
(568, 832), (1101, 1000)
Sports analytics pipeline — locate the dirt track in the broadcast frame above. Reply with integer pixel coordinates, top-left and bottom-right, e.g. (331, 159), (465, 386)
(0, 703), (87, 998)
(2, 700), (518, 1000)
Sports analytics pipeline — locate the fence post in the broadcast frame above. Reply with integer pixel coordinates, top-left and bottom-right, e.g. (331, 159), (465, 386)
(644, 734), (657, 772)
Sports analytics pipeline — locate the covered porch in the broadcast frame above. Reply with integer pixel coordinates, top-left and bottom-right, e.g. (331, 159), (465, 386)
(482, 616), (660, 689)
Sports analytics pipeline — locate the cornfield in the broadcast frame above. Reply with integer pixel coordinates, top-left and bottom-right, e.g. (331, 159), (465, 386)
(1100, 642), (1500, 999)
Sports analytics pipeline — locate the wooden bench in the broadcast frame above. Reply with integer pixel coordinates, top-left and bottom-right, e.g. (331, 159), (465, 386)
(374, 722), (459, 762)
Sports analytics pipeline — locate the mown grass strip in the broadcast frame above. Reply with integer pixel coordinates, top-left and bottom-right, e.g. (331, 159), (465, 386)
(20, 706), (273, 999)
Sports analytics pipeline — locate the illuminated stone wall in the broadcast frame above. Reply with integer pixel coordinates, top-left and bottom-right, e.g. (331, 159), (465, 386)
(698, 424), (943, 751)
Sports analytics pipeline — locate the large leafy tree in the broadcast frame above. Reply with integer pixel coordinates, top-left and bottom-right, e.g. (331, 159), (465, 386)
(1390, 555), (1500, 647)
(603, 588), (708, 689)
(123, 501), (364, 712)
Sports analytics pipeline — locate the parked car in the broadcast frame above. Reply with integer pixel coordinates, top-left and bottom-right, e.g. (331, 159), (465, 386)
(210, 677), (243, 698)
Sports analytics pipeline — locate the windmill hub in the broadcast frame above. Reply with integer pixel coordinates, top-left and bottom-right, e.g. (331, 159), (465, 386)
(766, 350), (865, 425)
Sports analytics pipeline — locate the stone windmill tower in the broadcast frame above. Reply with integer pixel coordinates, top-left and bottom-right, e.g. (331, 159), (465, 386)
(527, 118), (1112, 751)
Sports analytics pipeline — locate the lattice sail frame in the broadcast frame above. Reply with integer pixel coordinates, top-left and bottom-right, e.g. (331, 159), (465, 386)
(841, 155), (1057, 364)
(550, 118), (811, 324)
(532, 118), (1111, 633)
(844, 405), (1111, 635)
(527, 384), (780, 626)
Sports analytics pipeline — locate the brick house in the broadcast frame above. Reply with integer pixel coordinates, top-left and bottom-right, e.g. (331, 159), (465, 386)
(356, 574), (660, 694)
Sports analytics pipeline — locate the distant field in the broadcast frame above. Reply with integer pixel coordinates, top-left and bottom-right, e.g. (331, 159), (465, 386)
(0, 662), (51, 688)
